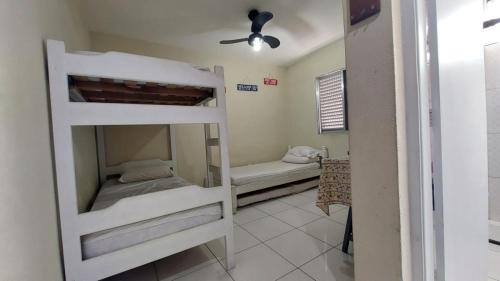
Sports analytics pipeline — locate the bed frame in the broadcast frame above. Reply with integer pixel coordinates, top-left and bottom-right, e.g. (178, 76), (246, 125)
(46, 40), (234, 281)
(223, 146), (327, 212)
(231, 165), (321, 212)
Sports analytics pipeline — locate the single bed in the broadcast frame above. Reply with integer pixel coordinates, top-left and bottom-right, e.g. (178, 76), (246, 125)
(230, 159), (322, 211)
(231, 161), (320, 186)
(82, 176), (222, 259)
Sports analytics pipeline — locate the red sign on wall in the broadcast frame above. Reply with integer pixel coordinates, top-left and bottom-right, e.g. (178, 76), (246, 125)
(264, 78), (278, 86)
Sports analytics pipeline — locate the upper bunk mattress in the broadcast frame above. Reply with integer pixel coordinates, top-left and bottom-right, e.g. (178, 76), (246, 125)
(230, 161), (320, 186)
(82, 176), (222, 259)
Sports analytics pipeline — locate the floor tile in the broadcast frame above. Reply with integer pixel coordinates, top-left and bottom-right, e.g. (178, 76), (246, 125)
(297, 202), (329, 216)
(105, 263), (157, 281)
(173, 262), (232, 281)
(279, 194), (314, 207)
(155, 245), (217, 281)
(490, 244), (500, 280)
(241, 216), (294, 241)
(205, 225), (260, 259)
(329, 207), (349, 224)
(254, 199), (294, 215)
(228, 244), (295, 281)
(233, 207), (268, 225)
(265, 229), (332, 267)
(273, 207), (321, 228)
(299, 217), (346, 246)
(299, 188), (319, 199)
(301, 248), (354, 281)
(277, 269), (314, 281)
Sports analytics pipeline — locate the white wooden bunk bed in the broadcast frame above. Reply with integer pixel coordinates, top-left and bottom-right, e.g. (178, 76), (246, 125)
(46, 40), (234, 281)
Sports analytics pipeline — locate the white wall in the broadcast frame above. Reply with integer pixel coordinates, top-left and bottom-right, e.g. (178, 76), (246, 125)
(286, 39), (349, 159)
(90, 33), (350, 170)
(104, 125), (171, 166)
(90, 32), (289, 185)
(89, 33), (350, 185)
(0, 0), (90, 280)
(485, 42), (500, 222)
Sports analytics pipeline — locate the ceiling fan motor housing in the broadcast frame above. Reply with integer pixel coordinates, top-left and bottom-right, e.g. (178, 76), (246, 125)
(248, 33), (263, 46)
(248, 9), (259, 21)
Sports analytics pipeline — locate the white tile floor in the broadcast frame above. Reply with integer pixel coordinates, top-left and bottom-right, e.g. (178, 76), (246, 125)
(490, 243), (500, 281)
(104, 188), (354, 281)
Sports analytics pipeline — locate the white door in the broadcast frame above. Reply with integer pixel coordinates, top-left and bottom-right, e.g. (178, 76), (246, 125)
(427, 0), (489, 280)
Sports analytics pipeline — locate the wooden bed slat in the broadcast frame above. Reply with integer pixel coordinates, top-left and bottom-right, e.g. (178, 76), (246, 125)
(80, 90), (200, 106)
(73, 80), (213, 97)
(69, 78), (215, 106)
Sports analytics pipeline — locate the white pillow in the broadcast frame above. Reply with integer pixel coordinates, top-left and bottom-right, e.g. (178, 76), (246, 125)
(287, 146), (321, 158)
(122, 159), (166, 170)
(282, 154), (318, 164)
(119, 165), (173, 183)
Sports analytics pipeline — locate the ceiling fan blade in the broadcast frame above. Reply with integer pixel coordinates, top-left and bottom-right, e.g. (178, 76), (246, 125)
(251, 11), (273, 33)
(263, 35), (280, 48)
(219, 38), (248, 44)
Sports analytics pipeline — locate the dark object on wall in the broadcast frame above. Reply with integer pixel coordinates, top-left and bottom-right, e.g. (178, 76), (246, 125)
(484, 18), (500, 28)
(350, 0), (381, 25)
(220, 9), (280, 50)
(237, 84), (258, 92)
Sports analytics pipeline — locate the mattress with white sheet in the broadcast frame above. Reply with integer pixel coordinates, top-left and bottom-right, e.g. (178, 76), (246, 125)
(230, 161), (320, 186)
(82, 177), (222, 259)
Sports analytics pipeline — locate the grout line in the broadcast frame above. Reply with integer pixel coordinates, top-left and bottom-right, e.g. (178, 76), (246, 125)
(234, 208), (270, 226)
(261, 242), (301, 275)
(269, 210), (323, 230)
(274, 269), (302, 281)
(297, 267), (318, 281)
(299, 246), (351, 270)
(254, 204), (295, 216)
(246, 214), (334, 269)
(232, 224), (301, 279)
(199, 245), (236, 281)
(295, 202), (348, 217)
(294, 225), (343, 248)
(333, 244), (354, 257)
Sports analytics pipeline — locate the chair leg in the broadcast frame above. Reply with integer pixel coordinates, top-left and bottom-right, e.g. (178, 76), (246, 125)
(342, 206), (353, 254)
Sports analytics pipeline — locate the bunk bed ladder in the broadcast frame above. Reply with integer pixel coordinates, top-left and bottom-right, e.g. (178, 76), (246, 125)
(204, 120), (221, 187)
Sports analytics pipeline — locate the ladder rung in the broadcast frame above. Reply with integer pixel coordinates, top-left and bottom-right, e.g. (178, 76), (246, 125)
(206, 138), (219, 146)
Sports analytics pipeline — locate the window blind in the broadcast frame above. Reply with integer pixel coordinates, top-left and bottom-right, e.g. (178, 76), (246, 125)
(316, 70), (347, 132)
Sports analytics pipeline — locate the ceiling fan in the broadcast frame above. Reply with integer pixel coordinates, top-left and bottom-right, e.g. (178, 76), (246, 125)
(220, 9), (280, 51)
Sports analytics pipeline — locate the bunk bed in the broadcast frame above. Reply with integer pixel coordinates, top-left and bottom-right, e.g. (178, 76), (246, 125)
(46, 40), (234, 281)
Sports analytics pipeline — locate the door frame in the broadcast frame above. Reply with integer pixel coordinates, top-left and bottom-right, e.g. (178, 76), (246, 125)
(399, 0), (435, 279)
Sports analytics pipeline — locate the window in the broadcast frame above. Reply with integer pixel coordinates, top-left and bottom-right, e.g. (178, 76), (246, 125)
(315, 69), (347, 133)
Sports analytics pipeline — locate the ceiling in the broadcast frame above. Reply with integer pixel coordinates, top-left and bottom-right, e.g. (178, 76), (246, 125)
(78, 0), (345, 66)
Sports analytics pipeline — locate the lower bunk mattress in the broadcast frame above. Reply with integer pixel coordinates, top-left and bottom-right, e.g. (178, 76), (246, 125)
(230, 161), (320, 186)
(82, 176), (222, 259)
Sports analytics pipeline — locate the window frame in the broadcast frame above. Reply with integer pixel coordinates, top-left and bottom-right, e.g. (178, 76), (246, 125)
(315, 68), (348, 134)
